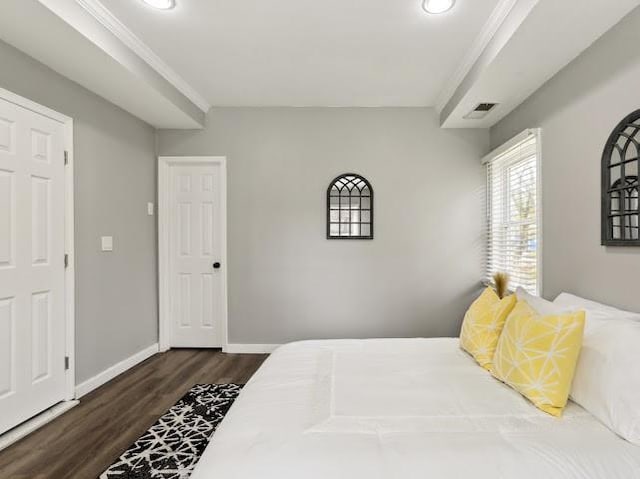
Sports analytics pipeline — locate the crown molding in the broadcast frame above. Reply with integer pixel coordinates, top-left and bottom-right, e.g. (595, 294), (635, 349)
(435, 0), (519, 113)
(75, 0), (210, 113)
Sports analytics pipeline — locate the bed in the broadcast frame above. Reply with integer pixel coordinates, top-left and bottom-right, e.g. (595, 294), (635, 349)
(191, 338), (640, 479)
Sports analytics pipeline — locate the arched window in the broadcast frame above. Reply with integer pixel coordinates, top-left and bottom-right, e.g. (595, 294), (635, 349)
(327, 173), (373, 239)
(602, 110), (640, 245)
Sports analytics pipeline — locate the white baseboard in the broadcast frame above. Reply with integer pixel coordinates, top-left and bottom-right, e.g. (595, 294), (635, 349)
(0, 400), (79, 452)
(75, 343), (159, 398)
(223, 344), (280, 354)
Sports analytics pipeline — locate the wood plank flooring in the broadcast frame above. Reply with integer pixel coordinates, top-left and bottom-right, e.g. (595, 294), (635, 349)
(0, 349), (267, 479)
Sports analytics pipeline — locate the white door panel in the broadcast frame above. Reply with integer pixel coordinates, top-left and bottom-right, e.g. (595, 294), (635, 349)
(0, 97), (67, 434)
(169, 164), (223, 347)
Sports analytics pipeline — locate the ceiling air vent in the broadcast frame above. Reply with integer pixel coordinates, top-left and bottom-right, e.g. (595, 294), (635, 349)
(463, 103), (498, 120)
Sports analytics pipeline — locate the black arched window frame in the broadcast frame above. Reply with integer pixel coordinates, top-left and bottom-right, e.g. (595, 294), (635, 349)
(602, 109), (640, 246)
(326, 173), (374, 240)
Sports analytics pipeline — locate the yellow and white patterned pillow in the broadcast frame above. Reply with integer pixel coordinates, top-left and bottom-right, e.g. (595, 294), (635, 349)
(460, 287), (517, 370)
(492, 300), (585, 417)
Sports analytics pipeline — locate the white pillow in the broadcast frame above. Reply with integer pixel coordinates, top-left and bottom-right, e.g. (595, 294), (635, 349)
(570, 316), (640, 445)
(554, 292), (640, 323)
(515, 287), (568, 316)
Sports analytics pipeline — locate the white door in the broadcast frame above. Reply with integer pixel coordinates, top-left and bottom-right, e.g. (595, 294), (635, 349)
(0, 97), (67, 434)
(167, 162), (225, 347)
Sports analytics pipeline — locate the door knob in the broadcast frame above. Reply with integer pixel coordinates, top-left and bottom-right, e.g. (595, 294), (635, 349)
(213, 262), (221, 269)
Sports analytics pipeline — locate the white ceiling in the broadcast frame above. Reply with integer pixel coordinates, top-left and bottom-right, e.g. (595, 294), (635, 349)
(103, 0), (501, 107)
(1, 0), (636, 128)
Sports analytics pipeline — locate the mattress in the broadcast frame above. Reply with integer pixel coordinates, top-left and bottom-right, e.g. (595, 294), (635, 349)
(191, 338), (640, 479)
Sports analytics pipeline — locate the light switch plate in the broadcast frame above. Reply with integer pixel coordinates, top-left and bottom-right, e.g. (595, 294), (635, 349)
(101, 236), (113, 252)
(147, 202), (154, 216)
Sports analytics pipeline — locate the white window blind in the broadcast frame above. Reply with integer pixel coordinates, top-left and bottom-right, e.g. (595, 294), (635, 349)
(485, 131), (540, 295)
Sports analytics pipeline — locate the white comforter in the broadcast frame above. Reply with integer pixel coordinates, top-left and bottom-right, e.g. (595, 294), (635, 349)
(191, 339), (640, 479)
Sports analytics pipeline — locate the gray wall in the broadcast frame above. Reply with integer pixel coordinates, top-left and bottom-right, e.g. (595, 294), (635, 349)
(0, 40), (158, 383)
(491, 7), (640, 311)
(158, 108), (488, 343)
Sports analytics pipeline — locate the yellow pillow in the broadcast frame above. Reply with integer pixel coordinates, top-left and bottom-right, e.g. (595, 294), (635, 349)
(491, 300), (585, 417)
(460, 287), (517, 370)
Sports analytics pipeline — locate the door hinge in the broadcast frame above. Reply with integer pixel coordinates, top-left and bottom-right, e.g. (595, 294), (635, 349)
(64, 254), (69, 268)
(64, 150), (69, 165)
(64, 356), (70, 370)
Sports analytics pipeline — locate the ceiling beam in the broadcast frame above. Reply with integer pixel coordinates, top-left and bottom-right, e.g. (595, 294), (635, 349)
(437, 0), (640, 129)
(0, 0), (207, 128)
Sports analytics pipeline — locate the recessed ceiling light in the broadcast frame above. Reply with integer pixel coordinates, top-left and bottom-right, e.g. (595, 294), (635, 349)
(141, 0), (175, 10)
(422, 0), (456, 14)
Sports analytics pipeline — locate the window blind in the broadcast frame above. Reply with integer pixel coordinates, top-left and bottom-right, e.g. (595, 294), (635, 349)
(485, 132), (540, 295)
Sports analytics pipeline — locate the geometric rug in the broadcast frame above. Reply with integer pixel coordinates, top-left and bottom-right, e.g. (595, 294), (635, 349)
(100, 384), (243, 479)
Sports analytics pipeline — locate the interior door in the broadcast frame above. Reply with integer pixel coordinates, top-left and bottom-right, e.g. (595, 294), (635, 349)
(0, 97), (67, 434)
(169, 163), (224, 347)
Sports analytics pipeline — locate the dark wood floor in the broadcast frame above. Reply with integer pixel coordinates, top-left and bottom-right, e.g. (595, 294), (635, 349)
(0, 349), (267, 479)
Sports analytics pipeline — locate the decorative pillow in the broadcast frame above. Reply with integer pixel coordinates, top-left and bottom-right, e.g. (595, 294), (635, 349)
(491, 300), (585, 417)
(460, 287), (517, 370)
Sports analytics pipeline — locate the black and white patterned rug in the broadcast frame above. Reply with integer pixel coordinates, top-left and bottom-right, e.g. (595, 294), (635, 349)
(101, 383), (242, 479)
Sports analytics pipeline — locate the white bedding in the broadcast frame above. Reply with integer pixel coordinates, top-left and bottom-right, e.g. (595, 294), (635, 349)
(191, 339), (640, 479)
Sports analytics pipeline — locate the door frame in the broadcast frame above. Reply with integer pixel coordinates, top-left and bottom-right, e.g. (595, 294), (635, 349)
(158, 156), (228, 352)
(0, 87), (75, 401)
